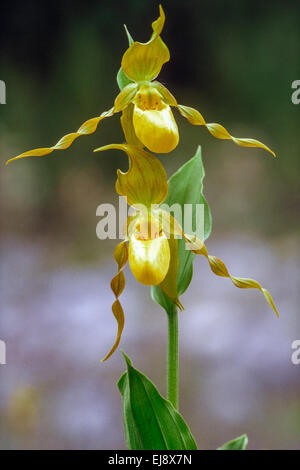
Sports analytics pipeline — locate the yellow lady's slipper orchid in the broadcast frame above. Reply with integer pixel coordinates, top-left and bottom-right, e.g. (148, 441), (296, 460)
(131, 84), (179, 153)
(5, 7), (278, 362)
(96, 145), (278, 361)
(6, 5), (275, 165)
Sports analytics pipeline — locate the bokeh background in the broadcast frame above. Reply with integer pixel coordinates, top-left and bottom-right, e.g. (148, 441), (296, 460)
(0, 0), (299, 449)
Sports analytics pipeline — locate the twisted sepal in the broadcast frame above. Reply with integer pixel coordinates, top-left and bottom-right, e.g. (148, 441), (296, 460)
(102, 241), (128, 362)
(6, 108), (114, 164)
(178, 105), (276, 157)
(184, 234), (279, 318)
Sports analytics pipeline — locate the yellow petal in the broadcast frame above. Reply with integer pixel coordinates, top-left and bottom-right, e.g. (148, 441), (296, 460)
(184, 234), (279, 318)
(129, 232), (170, 285)
(6, 108), (114, 164)
(121, 6), (169, 82)
(114, 82), (138, 113)
(177, 104), (276, 157)
(151, 81), (178, 106)
(120, 103), (143, 148)
(133, 104), (179, 153)
(151, 4), (166, 37)
(155, 209), (184, 239)
(122, 36), (170, 83)
(102, 300), (125, 362)
(102, 241), (128, 362)
(94, 144), (168, 207)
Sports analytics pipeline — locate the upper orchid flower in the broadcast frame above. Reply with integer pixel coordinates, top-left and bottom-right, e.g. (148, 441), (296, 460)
(96, 144), (278, 361)
(6, 5), (275, 165)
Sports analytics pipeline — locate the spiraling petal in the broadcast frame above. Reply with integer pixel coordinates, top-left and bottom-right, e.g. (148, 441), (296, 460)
(129, 232), (170, 285)
(94, 144), (168, 207)
(155, 212), (278, 316)
(184, 234), (279, 317)
(6, 108), (114, 164)
(121, 6), (169, 82)
(102, 241), (128, 361)
(133, 104), (179, 153)
(177, 104), (276, 157)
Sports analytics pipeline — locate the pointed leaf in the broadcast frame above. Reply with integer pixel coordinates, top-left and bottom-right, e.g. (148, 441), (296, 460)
(152, 146), (212, 311)
(117, 67), (134, 91)
(118, 353), (197, 450)
(218, 434), (248, 450)
(117, 25), (134, 91)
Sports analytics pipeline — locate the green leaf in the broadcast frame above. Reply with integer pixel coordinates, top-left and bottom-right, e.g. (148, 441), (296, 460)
(117, 25), (134, 91)
(152, 146), (212, 311)
(218, 434), (248, 450)
(117, 67), (134, 91)
(118, 352), (198, 450)
(123, 24), (134, 46)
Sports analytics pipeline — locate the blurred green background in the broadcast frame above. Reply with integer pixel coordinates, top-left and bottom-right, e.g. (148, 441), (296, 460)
(0, 0), (299, 450)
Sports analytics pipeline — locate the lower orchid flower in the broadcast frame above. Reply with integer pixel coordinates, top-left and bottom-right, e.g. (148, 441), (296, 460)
(95, 144), (278, 361)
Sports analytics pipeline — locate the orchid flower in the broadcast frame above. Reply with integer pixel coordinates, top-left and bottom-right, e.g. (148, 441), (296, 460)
(6, 5), (275, 165)
(96, 144), (278, 361)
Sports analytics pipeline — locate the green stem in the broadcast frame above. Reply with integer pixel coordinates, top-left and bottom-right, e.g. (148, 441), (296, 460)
(167, 305), (179, 410)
